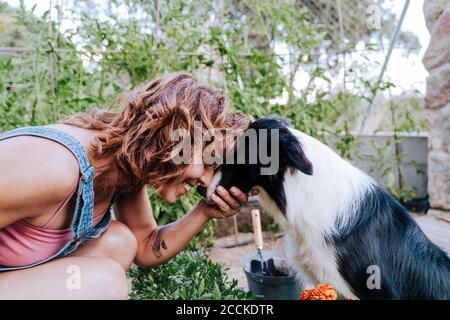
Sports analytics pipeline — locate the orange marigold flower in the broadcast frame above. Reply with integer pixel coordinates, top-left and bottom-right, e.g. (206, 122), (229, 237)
(299, 283), (338, 300)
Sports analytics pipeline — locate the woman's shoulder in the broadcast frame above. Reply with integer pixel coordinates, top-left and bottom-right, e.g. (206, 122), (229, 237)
(46, 123), (99, 148)
(0, 129), (81, 177)
(0, 131), (81, 219)
(0, 123), (98, 178)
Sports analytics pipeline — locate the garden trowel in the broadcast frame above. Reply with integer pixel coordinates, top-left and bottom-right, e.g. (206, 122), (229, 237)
(249, 209), (285, 276)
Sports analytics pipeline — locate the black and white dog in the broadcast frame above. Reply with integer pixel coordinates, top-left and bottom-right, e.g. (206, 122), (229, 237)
(201, 117), (450, 300)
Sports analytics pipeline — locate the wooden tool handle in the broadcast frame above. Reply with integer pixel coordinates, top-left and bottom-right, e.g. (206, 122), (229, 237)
(251, 209), (263, 250)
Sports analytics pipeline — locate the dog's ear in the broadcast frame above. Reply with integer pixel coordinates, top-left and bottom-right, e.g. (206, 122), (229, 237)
(280, 128), (313, 176)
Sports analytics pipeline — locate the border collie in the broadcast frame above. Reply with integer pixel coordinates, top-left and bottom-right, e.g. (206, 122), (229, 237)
(199, 117), (450, 300)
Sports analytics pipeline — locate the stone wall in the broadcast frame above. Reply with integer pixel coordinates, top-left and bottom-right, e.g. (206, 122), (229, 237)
(423, 0), (450, 211)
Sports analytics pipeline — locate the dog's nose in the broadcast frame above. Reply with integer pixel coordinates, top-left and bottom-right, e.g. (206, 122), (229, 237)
(197, 185), (207, 198)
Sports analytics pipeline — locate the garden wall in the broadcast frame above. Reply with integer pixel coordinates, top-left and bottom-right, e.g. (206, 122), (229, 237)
(347, 133), (428, 201)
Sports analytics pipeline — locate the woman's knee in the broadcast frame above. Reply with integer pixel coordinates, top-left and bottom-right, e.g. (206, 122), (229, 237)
(85, 257), (130, 300)
(87, 220), (138, 270)
(105, 221), (138, 255)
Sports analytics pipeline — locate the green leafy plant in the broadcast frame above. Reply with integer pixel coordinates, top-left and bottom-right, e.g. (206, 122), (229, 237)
(128, 251), (251, 300)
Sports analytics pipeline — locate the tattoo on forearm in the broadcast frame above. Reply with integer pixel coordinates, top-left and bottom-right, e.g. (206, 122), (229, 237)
(151, 227), (168, 258)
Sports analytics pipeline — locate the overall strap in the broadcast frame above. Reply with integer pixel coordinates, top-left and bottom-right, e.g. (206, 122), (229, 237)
(0, 126), (95, 237)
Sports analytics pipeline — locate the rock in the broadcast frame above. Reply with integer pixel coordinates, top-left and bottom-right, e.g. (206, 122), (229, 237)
(424, 1), (450, 212)
(425, 63), (450, 109)
(422, 7), (450, 71)
(423, 0), (450, 31)
(427, 151), (450, 210)
(426, 103), (450, 153)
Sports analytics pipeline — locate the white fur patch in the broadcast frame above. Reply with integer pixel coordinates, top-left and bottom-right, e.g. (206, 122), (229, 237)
(205, 170), (222, 203)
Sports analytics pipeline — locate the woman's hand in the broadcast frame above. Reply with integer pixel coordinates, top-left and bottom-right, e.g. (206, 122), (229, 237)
(198, 186), (250, 219)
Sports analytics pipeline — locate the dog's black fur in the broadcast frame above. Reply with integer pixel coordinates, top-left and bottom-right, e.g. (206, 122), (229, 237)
(199, 117), (450, 300)
(333, 185), (450, 299)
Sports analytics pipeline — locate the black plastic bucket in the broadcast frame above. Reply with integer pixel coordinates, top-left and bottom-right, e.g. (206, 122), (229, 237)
(242, 250), (301, 300)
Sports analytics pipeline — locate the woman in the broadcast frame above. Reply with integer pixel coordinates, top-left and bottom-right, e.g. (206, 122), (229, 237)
(0, 72), (251, 299)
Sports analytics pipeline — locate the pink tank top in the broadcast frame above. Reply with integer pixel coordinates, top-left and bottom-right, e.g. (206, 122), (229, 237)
(0, 184), (106, 267)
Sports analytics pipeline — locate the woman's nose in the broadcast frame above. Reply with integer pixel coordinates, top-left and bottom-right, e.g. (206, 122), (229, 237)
(198, 167), (214, 187)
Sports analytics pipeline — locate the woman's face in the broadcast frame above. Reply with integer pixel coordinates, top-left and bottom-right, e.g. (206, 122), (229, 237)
(158, 163), (215, 204)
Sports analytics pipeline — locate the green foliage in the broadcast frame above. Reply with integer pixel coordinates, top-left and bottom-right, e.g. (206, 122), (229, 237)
(299, 0), (420, 53)
(128, 251), (251, 300)
(1, 0), (422, 140)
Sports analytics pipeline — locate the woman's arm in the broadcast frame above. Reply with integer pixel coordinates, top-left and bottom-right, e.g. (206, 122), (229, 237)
(113, 186), (247, 268)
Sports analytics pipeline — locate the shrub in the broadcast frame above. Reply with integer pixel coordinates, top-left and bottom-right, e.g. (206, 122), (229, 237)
(128, 251), (252, 300)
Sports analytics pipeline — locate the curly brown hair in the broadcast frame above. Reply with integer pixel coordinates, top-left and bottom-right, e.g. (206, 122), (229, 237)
(63, 72), (249, 193)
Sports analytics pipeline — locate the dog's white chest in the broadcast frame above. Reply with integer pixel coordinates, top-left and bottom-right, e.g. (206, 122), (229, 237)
(257, 188), (357, 298)
(284, 222), (357, 299)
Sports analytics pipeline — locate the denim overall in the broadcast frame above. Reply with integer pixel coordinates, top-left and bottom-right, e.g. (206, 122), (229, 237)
(0, 126), (113, 271)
